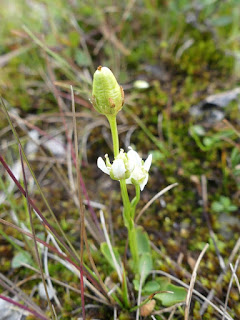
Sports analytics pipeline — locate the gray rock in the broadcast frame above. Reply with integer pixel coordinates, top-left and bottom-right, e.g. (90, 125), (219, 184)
(190, 88), (240, 124)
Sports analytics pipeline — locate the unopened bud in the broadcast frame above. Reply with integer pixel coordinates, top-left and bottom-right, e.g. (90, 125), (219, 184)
(92, 66), (124, 116)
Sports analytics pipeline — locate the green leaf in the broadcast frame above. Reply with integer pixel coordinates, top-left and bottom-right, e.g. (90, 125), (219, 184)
(191, 125), (206, 136)
(133, 279), (161, 293)
(211, 16), (232, 27)
(136, 226), (151, 255)
(220, 196), (231, 207)
(143, 280), (161, 294)
(203, 137), (214, 147)
(231, 148), (240, 167)
(100, 242), (121, 271)
(211, 201), (224, 212)
(12, 252), (33, 268)
(75, 50), (90, 66)
(151, 150), (165, 162)
(228, 205), (238, 212)
(155, 283), (187, 307)
(133, 279), (140, 291)
(138, 252), (152, 284)
(69, 31), (80, 48)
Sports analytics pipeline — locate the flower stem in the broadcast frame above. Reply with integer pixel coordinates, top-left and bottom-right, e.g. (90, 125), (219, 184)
(107, 115), (139, 270)
(131, 185), (140, 219)
(107, 115), (119, 157)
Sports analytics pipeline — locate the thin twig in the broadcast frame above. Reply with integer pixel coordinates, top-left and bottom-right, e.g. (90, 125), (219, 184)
(184, 243), (209, 320)
(135, 183), (178, 223)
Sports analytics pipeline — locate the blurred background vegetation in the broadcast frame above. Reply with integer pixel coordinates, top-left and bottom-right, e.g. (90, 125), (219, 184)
(0, 0), (240, 319)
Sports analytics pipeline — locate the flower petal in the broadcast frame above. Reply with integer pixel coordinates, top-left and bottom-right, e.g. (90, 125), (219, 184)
(127, 147), (142, 170)
(131, 166), (146, 182)
(111, 159), (126, 180)
(144, 154), (152, 172)
(125, 177), (132, 185)
(139, 174), (149, 191)
(97, 157), (110, 175)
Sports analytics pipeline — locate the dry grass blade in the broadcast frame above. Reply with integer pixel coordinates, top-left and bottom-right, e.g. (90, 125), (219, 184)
(100, 210), (123, 283)
(229, 261), (240, 294)
(0, 44), (33, 67)
(136, 183), (178, 223)
(200, 237), (240, 315)
(46, 62), (104, 242)
(222, 256), (240, 320)
(71, 86), (86, 320)
(44, 235), (62, 309)
(0, 295), (48, 320)
(168, 305), (178, 320)
(71, 85), (110, 310)
(184, 243), (209, 320)
(136, 260), (146, 320)
(21, 263), (111, 307)
(151, 270), (234, 320)
(0, 152), (79, 263)
(0, 218), (107, 298)
(99, 24), (130, 56)
(201, 175), (225, 270)
(0, 98), (81, 263)
(223, 119), (240, 138)
(0, 273), (45, 317)
(18, 145), (55, 318)
(153, 303), (184, 316)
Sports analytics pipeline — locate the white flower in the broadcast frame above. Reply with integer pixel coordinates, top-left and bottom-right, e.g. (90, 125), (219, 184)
(126, 147), (152, 191)
(97, 147), (152, 190)
(97, 157), (111, 175)
(111, 158), (126, 179)
(97, 150), (128, 180)
(127, 147), (142, 171)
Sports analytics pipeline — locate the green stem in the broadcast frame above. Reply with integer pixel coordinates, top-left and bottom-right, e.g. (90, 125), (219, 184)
(120, 180), (131, 227)
(131, 185), (140, 219)
(107, 115), (139, 271)
(122, 267), (130, 308)
(128, 226), (139, 270)
(130, 296), (152, 313)
(107, 115), (119, 157)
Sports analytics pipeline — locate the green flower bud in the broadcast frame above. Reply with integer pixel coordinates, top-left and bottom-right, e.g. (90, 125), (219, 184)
(92, 66), (124, 116)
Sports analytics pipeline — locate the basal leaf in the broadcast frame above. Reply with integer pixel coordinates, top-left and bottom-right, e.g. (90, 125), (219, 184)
(100, 242), (121, 271)
(155, 283), (187, 307)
